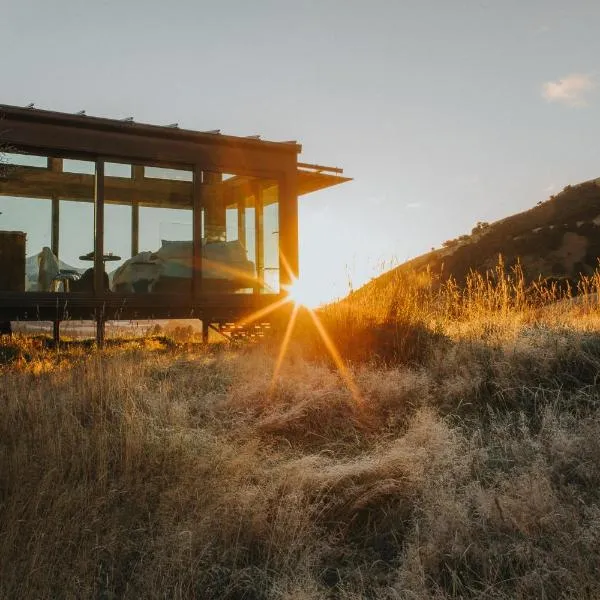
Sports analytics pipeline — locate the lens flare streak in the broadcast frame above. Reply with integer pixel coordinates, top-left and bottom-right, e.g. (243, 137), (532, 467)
(306, 308), (363, 405)
(269, 301), (300, 394)
(240, 248), (362, 405)
(236, 296), (291, 328)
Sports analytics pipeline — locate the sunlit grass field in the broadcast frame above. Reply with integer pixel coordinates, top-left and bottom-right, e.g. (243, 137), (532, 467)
(2, 263), (600, 599)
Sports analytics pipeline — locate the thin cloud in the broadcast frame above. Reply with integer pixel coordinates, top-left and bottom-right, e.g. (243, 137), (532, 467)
(542, 73), (595, 107)
(405, 202), (422, 209)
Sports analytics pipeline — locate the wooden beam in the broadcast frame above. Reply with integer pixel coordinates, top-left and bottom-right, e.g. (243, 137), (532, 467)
(298, 162), (344, 174)
(96, 318), (105, 347)
(0, 289), (283, 322)
(132, 165), (143, 256)
(0, 165), (344, 208)
(0, 166), (192, 208)
(192, 165), (203, 301)
(48, 157), (62, 256)
(0, 111), (295, 177)
(237, 194), (246, 249)
(203, 171), (225, 242)
(51, 196), (60, 255)
(131, 201), (139, 256)
(254, 184), (264, 294)
(94, 160), (105, 296)
(279, 170), (298, 285)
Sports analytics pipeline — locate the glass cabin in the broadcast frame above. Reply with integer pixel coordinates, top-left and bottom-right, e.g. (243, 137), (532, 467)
(0, 104), (350, 335)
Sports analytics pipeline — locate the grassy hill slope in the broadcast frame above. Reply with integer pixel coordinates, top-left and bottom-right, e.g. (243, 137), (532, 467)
(365, 179), (600, 295)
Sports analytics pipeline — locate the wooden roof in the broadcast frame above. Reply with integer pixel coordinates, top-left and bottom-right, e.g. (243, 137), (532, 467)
(0, 104), (351, 204)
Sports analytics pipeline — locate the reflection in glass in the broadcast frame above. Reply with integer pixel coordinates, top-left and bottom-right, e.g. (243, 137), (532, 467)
(108, 163), (194, 294)
(0, 151), (282, 298)
(59, 200), (94, 271)
(0, 196), (51, 291)
(264, 201), (280, 293)
(0, 151), (96, 293)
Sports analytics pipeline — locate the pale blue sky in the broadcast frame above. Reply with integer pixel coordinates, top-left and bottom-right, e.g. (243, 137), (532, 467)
(2, 0), (600, 303)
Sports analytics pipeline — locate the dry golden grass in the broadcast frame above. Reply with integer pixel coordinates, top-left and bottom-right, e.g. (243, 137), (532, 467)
(2, 263), (600, 598)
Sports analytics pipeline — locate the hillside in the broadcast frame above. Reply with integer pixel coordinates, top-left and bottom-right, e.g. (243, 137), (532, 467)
(365, 179), (600, 294)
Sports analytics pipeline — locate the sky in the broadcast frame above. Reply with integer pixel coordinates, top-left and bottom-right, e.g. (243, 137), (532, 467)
(2, 0), (600, 304)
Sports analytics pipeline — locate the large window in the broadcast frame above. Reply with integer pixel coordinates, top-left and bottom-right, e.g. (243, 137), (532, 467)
(0, 153), (71, 292)
(201, 171), (280, 294)
(0, 150), (282, 297)
(105, 162), (193, 295)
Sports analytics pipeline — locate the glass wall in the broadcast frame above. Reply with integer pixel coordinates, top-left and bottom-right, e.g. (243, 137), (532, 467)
(58, 158), (95, 276)
(0, 152), (72, 292)
(201, 172), (279, 294)
(105, 163), (193, 294)
(0, 149), (282, 297)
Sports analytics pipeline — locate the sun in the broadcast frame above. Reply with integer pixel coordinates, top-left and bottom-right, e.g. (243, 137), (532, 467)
(284, 277), (320, 308)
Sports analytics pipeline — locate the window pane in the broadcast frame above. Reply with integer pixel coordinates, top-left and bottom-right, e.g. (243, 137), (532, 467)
(0, 196), (51, 291)
(107, 163), (193, 295)
(59, 200), (94, 271)
(202, 171), (279, 294)
(0, 152), (95, 293)
(63, 159), (95, 175)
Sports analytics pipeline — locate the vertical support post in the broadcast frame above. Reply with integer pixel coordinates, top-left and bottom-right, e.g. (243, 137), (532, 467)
(131, 165), (143, 257)
(96, 319), (105, 347)
(237, 193), (246, 248)
(51, 196), (60, 257)
(192, 165), (203, 302)
(94, 160), (105, 346)
(202, 320), (209, 344)
(94, 160), (105, 294)
(278, 167), (299, 287)
(254, 184), (264, 294)
(48, 158), (62, 257)
(203, 171), (225, 242)
(49, 158), (63, 342)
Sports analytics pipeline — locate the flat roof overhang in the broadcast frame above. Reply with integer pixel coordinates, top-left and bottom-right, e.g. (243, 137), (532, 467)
(0, 104), (351, 202)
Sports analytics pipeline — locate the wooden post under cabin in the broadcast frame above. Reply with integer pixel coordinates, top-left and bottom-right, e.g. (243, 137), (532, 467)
(96, 318), (105, 346)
